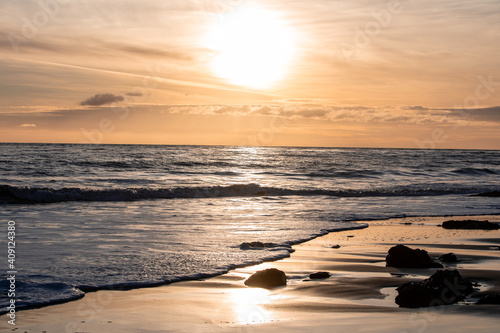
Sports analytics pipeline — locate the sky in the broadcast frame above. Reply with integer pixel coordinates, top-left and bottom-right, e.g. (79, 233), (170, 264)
(1, 0), (499, 148)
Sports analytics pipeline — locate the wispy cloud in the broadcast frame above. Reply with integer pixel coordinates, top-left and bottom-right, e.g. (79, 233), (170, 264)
(19, 123), (36, 128)
(125, 92), (144, 97)
(4, 102), (500, 126)
(80, 93), (124, 106)
(165, 103), (500, 125)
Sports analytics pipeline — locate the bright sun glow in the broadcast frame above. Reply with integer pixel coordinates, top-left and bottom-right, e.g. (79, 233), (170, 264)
(208, 4), (295, 89)
(230, 288), (273, 324)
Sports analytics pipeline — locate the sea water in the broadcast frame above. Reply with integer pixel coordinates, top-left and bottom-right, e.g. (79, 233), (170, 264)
(0, 144), (498, 312)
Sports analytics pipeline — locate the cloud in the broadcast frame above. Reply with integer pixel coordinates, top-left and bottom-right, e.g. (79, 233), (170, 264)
(165, 103), (500, 125)
(446, 106), (500, 123)
(80, 93), (124, 106)
(403, 106), (430, 111)
(112, 44), (193, 60)
(125, 92), (143, 97)
(6, 103), (500, 132)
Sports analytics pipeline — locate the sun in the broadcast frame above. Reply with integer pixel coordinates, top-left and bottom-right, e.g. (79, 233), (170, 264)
(208, 4), (295, 89)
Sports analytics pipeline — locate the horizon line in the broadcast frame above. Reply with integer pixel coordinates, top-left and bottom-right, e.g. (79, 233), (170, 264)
(1, 141), (498, 151)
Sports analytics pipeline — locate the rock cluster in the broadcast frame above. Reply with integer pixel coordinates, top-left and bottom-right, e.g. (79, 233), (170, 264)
(442, 220), (499, 230)
(395, 269), (474, 308)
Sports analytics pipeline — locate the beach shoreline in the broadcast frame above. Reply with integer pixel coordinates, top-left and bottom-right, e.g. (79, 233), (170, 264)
(4, 214), (500, 332)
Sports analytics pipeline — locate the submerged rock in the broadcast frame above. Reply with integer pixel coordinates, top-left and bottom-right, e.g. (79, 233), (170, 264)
(439, 253), (459, 263)
(477, 293), (500, 305)
(309, 272), (330, 279)
(386, 245), (443, 268)
(240, 242), (276, 250)
(244, 268), (287, 289)
(395, 269), (474, 308)
(239, 242), (294, 253)
(441, 220), (499, 230)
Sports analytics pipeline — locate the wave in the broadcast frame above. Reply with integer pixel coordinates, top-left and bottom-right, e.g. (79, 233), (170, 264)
(70, 160), (156, 169)
(452, 167), (499, 175)
(0, 280), (84, 314)
(69, 160), (280, 170)
(0, 183), (496, 204)
(307, 170), (384, 178)
(171, 161), (248, 167)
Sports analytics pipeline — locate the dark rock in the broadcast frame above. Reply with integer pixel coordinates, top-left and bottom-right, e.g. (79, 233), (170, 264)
(309, 272), (330, 279)
(240, 242), (276, 250)
(442, 220), (499, 230)
(331, 245), (341, 249)
(439, 253), (459, 263)
(386, 245), (443, 268)
(395, 269), (474, 308)
(477, 293), (500, 305)
(390, 272), (409, 277)
(248, 241), (265, 248)
(244, 268), (287, 289)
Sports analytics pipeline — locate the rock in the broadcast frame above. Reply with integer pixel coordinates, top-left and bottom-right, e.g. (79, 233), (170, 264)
(240, 241), (264, 249)
(240, 242), (276, 250)
(477, 293), (500, 305)
(248, 241), (265, 248)
(442, 220), (499, 230)
(309, 272), (330, 279)
(390, 272), (409, 277)
(395, 269), (474, 308)
(331, 245), (341, 249)
(439, 253), (459, 263)
(244, 268), (287, 289)
(386, 245), (443, 268)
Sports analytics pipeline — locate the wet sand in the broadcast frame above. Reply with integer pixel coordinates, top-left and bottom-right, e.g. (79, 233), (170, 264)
(4, 215), (500, 332)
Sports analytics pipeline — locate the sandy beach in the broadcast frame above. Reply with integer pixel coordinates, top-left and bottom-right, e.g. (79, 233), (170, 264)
(5, 215), (500, 333)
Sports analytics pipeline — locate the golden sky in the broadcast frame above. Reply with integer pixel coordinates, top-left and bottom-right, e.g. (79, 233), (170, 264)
(1, 0), (499, 148)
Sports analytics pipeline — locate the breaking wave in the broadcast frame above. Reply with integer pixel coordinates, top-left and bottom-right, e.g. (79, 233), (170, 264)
(0, 183), (496, 204)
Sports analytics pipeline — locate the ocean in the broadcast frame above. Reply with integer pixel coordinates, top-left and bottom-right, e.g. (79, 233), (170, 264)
(0, 143), (499, 313)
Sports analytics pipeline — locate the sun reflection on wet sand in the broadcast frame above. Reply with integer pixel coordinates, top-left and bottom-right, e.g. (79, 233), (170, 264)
(229, 288), (274, 325)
